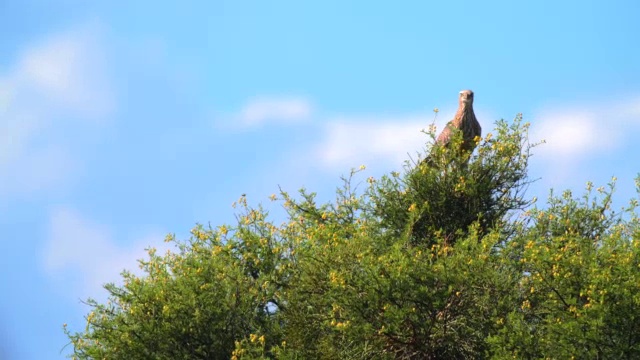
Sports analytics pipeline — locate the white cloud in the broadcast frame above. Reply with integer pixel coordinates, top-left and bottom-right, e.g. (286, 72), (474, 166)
(15, 27), (114, 118)
(313, 115), (431, 170)
(307, 102), (499, 172)
(532, 110), (611, 157)
(228, 96), (312, 129)
(528, 95), (640, 187)
(0, 23), (113, 199)
(532, 96), (640, 162)
(42, 207), (172, 301)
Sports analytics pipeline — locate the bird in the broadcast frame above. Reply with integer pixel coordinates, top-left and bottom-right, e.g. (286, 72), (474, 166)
(424, 90), (481, 166)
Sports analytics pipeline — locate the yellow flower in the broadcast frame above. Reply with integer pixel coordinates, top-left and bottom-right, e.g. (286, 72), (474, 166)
(408, 203), (417, 212)
(585, 181), (593, 191)
(329, 271), (338, 284)
(359, 164), (366, 170)
(433, 107), (439, 113)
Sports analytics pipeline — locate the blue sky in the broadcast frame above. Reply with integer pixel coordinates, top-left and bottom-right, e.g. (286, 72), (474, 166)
(1, 1), (639, 358)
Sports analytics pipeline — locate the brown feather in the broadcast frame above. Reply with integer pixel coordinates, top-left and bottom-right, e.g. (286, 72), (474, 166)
(436, 89), (481, 153)
(424, 90), (481, 167)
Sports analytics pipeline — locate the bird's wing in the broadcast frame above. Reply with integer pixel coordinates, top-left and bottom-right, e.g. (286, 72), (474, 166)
(436, 122), (454, 146)
(474, 120), (482, 138)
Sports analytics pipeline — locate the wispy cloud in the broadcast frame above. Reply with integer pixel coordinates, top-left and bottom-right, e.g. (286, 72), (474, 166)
(312, 114), (431, 171)
(0, 23), (113, 199)
(531, 95), (640, 169)
(523, 94), (640, 197)
(218, 96), (313, 130)
(307, 102), (500, 173)
(532, 110), (613, 157)
(219, 93), (497, 178)
(15, 27), (114, 118)
(42, 207), (172, 301)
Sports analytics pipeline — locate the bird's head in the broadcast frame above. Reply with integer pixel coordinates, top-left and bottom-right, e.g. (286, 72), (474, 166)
(459, 90), (474, 105)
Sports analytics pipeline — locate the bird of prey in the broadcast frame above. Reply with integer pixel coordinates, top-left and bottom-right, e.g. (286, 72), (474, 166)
(424, 90), (481, 167)
(436, 89), (481, 152)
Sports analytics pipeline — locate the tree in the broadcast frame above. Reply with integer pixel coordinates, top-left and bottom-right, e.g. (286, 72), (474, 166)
(65, 115), (640, 359)
(489, 180), (640, 359)
(272, 117), (533, 359)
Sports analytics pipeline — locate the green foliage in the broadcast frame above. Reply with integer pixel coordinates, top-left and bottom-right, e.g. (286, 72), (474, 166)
(65, 116), (640, 360)
(65, 199), (291, 360)
(489, 180), (640, 359)
(370, 115), (533, 246)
